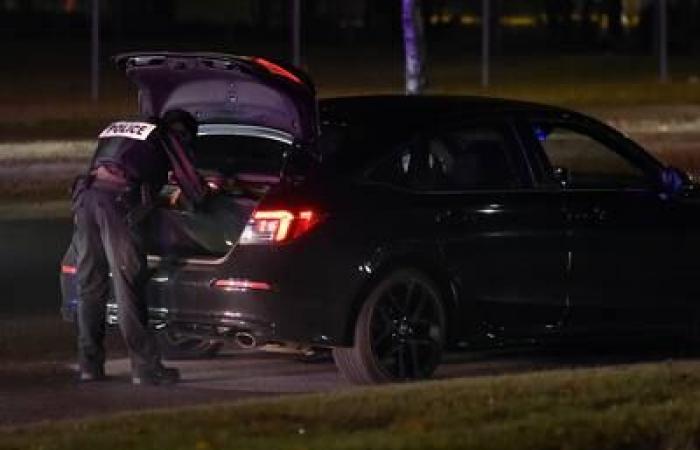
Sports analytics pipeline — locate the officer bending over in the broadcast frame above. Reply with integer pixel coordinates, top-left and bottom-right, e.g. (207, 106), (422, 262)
(72, 109), (206, 385)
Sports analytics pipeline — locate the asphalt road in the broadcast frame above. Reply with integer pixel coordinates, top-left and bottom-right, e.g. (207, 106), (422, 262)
(0, 217), (73, 316)
(2, 342), (695, 427)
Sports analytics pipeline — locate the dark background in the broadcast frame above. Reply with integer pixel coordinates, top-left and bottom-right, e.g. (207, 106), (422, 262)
(4, 1), (700, 91)
(3, 0), (700, 140)
(5, 0), (700, 55)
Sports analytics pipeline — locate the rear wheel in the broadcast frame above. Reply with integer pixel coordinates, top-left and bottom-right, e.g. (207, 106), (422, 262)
(333, 269), (446, 384)
(156, 330), (223, 360)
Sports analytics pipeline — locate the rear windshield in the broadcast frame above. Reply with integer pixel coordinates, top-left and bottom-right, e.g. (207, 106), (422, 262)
(194, 135), (290, 179)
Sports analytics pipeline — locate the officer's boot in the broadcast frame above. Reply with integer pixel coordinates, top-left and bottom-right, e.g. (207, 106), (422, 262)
(132, 363), (180, 386)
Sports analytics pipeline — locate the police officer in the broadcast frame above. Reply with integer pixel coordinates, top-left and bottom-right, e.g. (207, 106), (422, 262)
(73, 109), (206, 385)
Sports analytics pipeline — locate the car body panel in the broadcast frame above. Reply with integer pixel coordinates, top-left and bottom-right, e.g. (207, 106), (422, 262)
(515, 111), (691, 335)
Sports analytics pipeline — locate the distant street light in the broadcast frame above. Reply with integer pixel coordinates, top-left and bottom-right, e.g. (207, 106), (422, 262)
(482, 0), (490, 88)
(291, 0), (301, 67)
(91, 0), (100, 101)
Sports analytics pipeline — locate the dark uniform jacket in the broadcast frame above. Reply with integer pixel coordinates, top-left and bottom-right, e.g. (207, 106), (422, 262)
(87, 120), (207, 206)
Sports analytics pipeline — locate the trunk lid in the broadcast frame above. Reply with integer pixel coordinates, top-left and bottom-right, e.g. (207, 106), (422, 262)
(115, 52), (318, 144)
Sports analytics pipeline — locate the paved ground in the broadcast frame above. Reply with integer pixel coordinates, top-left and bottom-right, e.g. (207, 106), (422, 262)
(1, 342), (694, 428)
(0, 218), (72, 315)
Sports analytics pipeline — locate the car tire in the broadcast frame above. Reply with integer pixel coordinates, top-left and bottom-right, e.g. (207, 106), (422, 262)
(333, 269), (446, 384)
(155, 330), (223, 360)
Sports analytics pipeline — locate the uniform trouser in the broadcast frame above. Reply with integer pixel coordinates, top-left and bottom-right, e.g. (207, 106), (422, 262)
(73, 186), (160, 374)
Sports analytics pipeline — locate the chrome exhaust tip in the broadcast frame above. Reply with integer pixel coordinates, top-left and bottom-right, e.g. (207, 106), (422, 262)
(234, 332), (257, 349)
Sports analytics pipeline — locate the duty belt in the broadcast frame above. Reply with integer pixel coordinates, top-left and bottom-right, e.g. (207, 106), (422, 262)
(89, 165), (132, 193)
(92, 165), (128, 183)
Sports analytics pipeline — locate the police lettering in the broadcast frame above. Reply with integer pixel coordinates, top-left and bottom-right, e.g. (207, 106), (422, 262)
(99, 121), (157, 141)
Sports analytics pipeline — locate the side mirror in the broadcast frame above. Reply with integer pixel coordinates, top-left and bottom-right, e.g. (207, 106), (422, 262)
(659, 166), (689, 197)
(552, 167), (571, 188)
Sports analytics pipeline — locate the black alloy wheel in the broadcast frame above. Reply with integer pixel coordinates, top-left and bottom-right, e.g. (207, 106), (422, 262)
(156, 329), (223, 360)
(333, 269), (446, 384)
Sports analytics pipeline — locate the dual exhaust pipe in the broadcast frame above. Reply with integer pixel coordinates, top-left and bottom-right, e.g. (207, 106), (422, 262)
(233, 331), (257, 349)
(232, 331), (318, 357)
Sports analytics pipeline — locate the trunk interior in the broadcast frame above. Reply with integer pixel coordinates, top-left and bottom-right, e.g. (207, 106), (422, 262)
(144, 130), (292, 260)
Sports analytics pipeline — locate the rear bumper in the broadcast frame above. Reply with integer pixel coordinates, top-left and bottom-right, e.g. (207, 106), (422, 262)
(152, 310), (277, 344)
(147, 280), (344, 347)
(60, 225), (372, 347)
(140, 232), (370, 346)
(61, 266), (365, 348)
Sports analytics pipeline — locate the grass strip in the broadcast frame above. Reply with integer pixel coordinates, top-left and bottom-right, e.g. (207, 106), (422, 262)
(2, 361), (700, 450)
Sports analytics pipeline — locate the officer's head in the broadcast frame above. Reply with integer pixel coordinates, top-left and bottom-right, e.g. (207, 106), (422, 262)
(161, 109), (198, 145)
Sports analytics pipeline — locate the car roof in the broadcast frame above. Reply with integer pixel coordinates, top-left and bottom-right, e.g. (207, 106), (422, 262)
(319, 95), (571, 131)
(316, 95), (663, 177)
(315, 95), (574, 168)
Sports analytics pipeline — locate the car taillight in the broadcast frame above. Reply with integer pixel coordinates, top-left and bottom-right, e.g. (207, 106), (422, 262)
(61, 264), (77, 275)
(252, 57), (303, 84)
(239, 209), (321, 245)
(212, 278), (272, 292)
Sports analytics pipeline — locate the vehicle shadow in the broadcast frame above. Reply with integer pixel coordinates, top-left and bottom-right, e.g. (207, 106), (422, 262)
(436, 338), (699, 380)
(99, 339), (700, 390)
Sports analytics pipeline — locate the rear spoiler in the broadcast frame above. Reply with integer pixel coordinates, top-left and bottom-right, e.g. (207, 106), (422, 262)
(114, 52), (315, 94)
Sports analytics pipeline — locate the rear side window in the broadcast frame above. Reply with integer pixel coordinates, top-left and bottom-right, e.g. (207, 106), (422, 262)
(368, 141), (418, 188)
(369, 124), (523, 191)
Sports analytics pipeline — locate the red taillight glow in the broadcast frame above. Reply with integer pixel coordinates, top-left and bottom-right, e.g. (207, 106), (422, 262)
(252, 57), (303, 84)
(212, 279), (272, 292)
(252, 210), (295, 242)
(239, 209), (321, 245)
(61, 264), (77, 275)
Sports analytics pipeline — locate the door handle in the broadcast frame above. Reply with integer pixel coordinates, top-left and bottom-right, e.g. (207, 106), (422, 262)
(591, 206), (607, 223)
(435, 209), (476, 225)
(435, 210), (453, 224)
(565, 207), (607, 224)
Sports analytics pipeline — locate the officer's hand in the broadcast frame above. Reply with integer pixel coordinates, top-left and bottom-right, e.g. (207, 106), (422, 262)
(169, 187), (182, 208)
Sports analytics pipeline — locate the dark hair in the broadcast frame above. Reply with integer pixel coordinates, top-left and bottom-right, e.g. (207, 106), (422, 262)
(161, 109), (198, 138)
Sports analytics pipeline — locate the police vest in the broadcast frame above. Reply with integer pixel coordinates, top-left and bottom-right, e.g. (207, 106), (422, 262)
(90, 121), (169, 188)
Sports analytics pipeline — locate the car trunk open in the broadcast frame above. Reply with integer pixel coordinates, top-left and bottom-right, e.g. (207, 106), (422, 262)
(144, 126), (296, 260)
(113, 52), (318, 261)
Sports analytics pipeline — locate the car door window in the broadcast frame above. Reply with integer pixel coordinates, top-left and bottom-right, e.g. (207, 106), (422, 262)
(368, 140), (422, 189)
(369, 125), (523, 191)
(422, 127), (521, 190)
(532, 123), (651, 189)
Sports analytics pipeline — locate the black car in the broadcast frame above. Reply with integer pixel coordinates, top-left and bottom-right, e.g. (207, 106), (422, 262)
(61, 52), (697, 384)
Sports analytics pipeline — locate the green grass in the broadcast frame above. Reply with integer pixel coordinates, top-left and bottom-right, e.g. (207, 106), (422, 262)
(2, 361), (700, 450)
(0, 140), (91, 203)
(0, 177), (74, 203)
